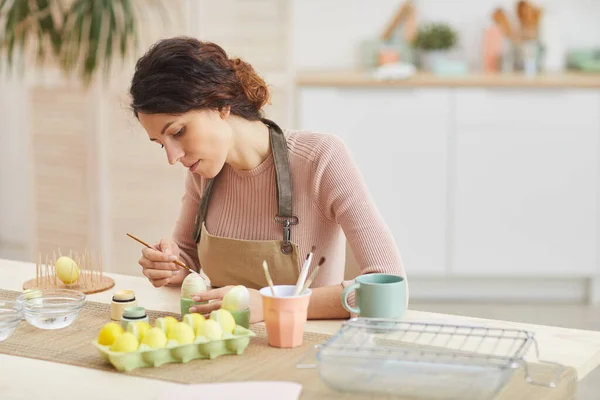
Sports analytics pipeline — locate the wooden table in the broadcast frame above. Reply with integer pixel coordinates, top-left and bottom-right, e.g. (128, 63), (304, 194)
(1, 258), (600, 399)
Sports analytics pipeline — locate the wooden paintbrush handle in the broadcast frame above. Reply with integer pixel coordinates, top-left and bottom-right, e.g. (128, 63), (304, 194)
(126, 233), (193, 273)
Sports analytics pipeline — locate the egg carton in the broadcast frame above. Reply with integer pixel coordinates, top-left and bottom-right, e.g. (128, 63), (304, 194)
(93, 325), (256, 372)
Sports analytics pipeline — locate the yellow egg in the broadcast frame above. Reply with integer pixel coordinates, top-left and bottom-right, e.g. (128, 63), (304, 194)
(141, 327), (168, 349)
(210, 309), (236, 334)
(136, 321), (151, 341)
(183, 313), (206, 331)
(164, 316), (179, 335)
(167, 322), (195, 345)
(110, 332), (139, 352)
(155, 315), (178, 334)
(196, 319), (222, 341)
(97, 322), (124, 346)
(126, 321), (151, 342)
(55, 256), (79, 285)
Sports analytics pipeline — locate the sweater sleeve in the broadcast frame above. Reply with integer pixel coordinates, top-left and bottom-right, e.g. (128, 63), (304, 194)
(312, 134), (408, 308)
(172, 171), (203, 273)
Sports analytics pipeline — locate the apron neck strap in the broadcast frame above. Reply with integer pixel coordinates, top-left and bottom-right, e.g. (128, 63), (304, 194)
(193, 118), (298, 254)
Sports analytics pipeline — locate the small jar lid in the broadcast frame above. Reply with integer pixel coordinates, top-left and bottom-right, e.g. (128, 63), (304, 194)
(113, 290), (135, 302)
(122, 306), (146, 319)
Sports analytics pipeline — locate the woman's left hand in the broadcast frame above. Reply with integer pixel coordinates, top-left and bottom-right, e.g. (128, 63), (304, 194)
(189, 286), (264, 323)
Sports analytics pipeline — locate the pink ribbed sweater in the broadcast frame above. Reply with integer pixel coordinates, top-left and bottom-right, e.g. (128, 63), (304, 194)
(172, 129), (406, 299)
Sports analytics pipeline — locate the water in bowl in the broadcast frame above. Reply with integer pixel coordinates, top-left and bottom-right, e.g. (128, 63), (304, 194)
(17, 289), (85, 330)
(24, 311), (80, 330)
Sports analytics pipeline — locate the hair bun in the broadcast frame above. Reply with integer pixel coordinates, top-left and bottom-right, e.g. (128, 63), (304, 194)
(231, 58), (270, 110)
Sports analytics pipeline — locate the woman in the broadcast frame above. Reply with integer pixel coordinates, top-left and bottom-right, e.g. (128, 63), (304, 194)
(131, 37), (406, 322)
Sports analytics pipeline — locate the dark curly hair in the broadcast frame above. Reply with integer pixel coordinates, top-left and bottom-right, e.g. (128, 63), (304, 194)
(129, 36), (270, 120)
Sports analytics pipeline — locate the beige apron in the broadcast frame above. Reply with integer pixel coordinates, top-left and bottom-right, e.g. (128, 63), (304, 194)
(192, 119), (300, 290)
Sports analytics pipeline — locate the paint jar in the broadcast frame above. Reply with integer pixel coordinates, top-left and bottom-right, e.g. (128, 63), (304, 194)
(111, 290), (137, 321)
(120, 306), (149, 330)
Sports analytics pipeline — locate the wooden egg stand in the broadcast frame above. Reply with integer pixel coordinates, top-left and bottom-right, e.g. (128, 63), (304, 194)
(23, 250), (115, 295)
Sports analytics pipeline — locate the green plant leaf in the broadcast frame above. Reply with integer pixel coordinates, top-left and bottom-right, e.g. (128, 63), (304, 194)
(104, 0), (116, 81)
(1, 0), (169, 87)
(32, 0), (61, 67)
(121, 0), (136, 55)
(413, 22), (459, 51)
(60, 0), (92, 75)
(6, 1), (29, 67)
(82, 0), (102, 86)
(36, 0), (61, 55)
(1, 0), (62, 75)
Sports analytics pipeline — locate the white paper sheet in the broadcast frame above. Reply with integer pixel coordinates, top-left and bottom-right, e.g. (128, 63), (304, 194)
(158, 381), (303, 400)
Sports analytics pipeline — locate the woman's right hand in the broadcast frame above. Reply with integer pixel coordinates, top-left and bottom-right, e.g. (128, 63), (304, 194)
(138, 238), (187, 287)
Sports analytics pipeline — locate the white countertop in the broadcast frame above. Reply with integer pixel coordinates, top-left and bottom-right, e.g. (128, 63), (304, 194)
(1, 258), (600, 399)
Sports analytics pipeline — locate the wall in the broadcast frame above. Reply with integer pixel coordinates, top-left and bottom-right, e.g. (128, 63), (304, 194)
(292, 0), (600, 71)
(0, 80), (30, 260)
(187, 0), (294, 126)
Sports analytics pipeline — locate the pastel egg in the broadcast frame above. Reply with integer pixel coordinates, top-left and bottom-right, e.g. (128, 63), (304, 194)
(55, 256), (79, 284)
(181, 273), (207, 299)
(221, 285), (250, 311)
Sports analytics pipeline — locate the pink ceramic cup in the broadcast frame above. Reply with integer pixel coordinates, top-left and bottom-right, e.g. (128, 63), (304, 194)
(259, 285), (312, 348)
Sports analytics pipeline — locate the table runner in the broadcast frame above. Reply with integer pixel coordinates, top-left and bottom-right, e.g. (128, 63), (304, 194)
(0, 289), (576, 399)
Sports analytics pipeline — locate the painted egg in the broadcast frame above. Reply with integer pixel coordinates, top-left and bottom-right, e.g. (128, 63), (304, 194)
(196, 319), (222, 341)
(55, 256), (80, 284)
(210, 309), (236, 333)
(181, 273), (207, 299)
(221, 285), (250, 311)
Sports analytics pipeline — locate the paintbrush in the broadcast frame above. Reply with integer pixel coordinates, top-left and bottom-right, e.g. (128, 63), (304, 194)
(301, 257), (325, 295)
(262, 260), (276, 296)
(126, 233), (194, 273)
(293, 245), (316, 296)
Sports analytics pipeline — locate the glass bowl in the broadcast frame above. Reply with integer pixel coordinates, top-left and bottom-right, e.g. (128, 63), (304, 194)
(0, 300), (23, 341)
(16, 289), (86, 330)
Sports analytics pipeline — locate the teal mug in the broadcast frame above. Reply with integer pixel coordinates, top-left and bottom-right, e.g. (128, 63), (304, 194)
(341, 274), (406, 319)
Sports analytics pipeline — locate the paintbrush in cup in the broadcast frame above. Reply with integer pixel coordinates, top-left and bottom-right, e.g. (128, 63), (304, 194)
(293, 245), (316, 296)
(301, 257), (325, 295)
(262, 260), (276, 296)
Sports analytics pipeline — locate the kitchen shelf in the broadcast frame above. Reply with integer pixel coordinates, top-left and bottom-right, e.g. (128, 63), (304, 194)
(296, 70), (600, 89)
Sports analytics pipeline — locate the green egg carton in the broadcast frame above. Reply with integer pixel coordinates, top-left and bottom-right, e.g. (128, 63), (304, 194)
(93, 326), (256, 372)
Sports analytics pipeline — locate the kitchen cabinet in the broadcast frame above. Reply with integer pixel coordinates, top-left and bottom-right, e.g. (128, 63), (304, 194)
(297, 84), (600, 293)
(454, 88), (600, 128)
(452, 89), (600, 277)
(298, 87), (450, 276)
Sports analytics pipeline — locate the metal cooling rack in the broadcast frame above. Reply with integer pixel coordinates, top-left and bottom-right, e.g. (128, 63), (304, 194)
(298, 318), (566, 399)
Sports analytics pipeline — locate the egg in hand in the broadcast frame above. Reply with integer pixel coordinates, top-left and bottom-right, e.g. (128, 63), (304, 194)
(55, 256), (80, 285)
(221, 285), (250, 311)
(181, 273), (207, 299)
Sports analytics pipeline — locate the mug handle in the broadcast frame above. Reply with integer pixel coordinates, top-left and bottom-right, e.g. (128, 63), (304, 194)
(341, 282), (360, 315)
